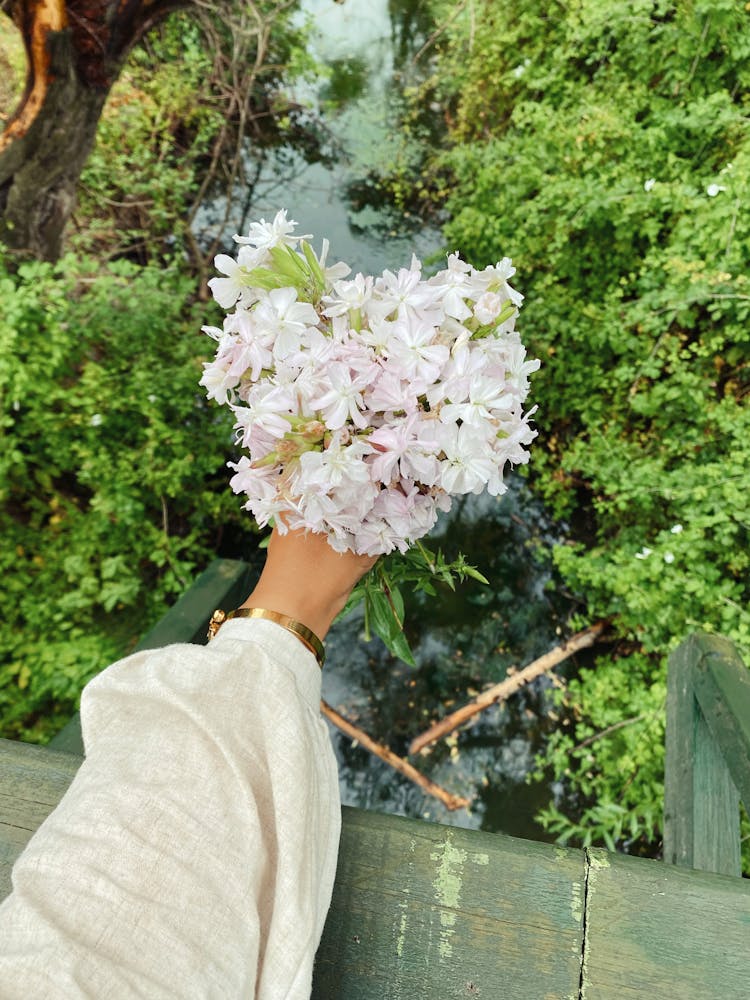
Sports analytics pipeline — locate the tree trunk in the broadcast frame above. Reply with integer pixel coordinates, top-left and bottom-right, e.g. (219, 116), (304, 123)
(0, 0), (187, 259)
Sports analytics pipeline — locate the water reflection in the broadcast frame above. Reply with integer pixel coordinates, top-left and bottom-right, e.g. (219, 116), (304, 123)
(323, 477), (575, 839)
(193, 0), (440, 273)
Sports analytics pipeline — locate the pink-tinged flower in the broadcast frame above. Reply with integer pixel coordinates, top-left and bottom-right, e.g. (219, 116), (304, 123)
(469, 258), (524, 307)
(310, 363), (369, 430)
(202, 213), (538, 554)
(384, 317), (450, 385)
(368, 415), (441, 486)
(365, 370), (419, 415)
(428, 252), (473, 321)
(224, 313), (273, 382)
(353, 517), (400, 556)
(440, 374), (513, 426)
(375, 256), (443, 318)
(233, 209), (310, 250)
(253, 287), (319, 360)
(322, 273), (374, 318)
(436, 423), (499, 495)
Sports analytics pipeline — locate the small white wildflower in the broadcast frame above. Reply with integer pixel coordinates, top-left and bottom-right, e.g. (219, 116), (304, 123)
(706, 184), (726, 198)
(635, 547), (652, 560)
(644, 178), (656, 192)
(663, 551), (675, 564)
(90, 413), (103, 427)
(670, 524), (683, 534)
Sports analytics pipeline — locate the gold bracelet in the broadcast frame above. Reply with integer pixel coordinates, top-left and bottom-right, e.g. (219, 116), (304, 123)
(207, 607), (325, 668)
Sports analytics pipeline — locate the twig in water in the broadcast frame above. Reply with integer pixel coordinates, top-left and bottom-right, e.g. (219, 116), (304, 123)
(409, 621), (609, 755)
(321, 700), (471, 812)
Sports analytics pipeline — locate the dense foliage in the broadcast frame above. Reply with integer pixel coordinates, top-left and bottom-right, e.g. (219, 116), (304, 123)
(0, 252), (255, 740)
(0, 7), (313, 742)
(406, 0), (750, 854)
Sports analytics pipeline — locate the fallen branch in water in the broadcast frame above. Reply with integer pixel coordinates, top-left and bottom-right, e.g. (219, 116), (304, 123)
(321, 699), (471, 812)
(409, 621), (609, 756)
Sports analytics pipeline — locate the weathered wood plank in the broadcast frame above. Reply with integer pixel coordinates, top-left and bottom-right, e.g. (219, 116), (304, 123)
(691, 634), (750, 807)
(664, 633), (742, 875)
(313, 807), (585, 1000)
(3, 738), (750, 999)
(582, 848), (750, 1000)
(0, 738), (81, 900)
(48, 558), (256, 755)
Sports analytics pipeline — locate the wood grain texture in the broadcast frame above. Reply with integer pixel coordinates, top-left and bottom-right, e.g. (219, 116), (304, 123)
(313, 807), (585, 1000)
(691, 634), (750, 807)
(2, 739), (750, 999)
(0, 738), (81, 899)
(582, 848), (750, 1000)
(664, 633), (746, 875)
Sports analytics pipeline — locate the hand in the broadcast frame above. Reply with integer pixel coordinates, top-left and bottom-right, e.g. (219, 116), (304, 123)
(239, 526), (377, 641)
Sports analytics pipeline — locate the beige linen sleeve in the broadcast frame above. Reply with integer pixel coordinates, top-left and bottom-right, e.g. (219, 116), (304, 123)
(0, 618), (341, 1000)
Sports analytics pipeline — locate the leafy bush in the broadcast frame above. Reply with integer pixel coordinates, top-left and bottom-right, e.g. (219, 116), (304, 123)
(0, 252), (254, 741)
(412, 0), (750, 856)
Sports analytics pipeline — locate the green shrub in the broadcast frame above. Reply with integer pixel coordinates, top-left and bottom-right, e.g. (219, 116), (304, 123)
(0, 252), (254, 741)
(411, 0), (750, 856)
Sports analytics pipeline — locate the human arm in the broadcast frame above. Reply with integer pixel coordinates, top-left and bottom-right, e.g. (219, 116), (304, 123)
(0, 528), (374, 1000)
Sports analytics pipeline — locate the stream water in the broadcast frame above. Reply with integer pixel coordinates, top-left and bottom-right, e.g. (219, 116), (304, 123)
(202, 0), (576, 840)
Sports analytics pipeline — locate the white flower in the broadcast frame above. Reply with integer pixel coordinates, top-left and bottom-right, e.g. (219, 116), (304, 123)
(201, 211), (539, 554)
(469, 258), (524, 307)
(233, 209), (310, 250)
(706, 184), (726, 197)
(253, 287), (319, 360)
(440, 374), (513, 426)
(474, 291), (510, 326)
(670, 524), (683, 534)
(428, 253), (473, 321)
(435, 423), (498, 495)
(384, 317), (450, 385)
(322, 273), (374, 318)
(315, 238), (351, 283)
(310, 363), (369, 430)
(635, 547), (652, 560)
(663, 551), (675, 564)
(375, 257), (443, 318)
(644, 178), (656, 192)
(207, 254), (252, 310)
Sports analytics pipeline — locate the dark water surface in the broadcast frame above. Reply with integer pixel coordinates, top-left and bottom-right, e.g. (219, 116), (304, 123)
(205, 0), (575, 838)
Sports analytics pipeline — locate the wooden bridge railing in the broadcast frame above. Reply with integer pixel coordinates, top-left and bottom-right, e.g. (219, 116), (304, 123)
(2, 561), (750, 997)
(664, 633), (750, 877)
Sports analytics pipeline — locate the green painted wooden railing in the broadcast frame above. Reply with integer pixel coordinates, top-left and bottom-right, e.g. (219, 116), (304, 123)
(2, 560), (750, 998)
(664, 632), (750, 878)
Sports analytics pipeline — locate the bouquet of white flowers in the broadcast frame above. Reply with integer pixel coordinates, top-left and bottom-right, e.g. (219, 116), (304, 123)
(201, 210), (539, 660)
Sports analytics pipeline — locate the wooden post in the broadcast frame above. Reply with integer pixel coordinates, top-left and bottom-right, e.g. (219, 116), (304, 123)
(664, 633), (746, 877)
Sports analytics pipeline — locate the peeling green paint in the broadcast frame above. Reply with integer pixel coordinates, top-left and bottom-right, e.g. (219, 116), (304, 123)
(588, 851), (611, 871)
(396, 907), (408, 958)
(430, 834), (468, 961)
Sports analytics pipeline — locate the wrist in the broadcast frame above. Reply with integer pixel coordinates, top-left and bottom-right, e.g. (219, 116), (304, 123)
(238, 582), (340, 641)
